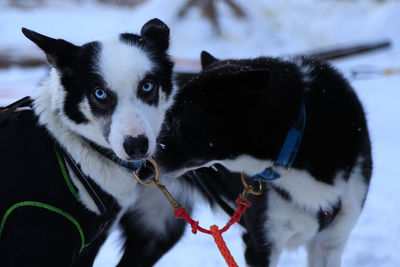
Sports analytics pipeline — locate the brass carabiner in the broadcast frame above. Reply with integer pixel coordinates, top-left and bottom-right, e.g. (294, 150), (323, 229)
(132, 157), (181, 209)
(132, 157), (160, 186)
(240, 172), (264, 200)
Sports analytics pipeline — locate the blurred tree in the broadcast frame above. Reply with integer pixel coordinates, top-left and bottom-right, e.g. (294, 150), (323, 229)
(7, 0), (45, 8)
(97, 0), (147, 7)
(178, 0), (246, 34)
(6, 0), (148, 8)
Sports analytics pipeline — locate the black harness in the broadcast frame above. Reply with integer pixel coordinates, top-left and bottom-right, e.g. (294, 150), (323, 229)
(0, 97), (123, 251)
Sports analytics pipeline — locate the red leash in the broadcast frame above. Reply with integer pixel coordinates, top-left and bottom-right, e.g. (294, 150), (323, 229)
(174, 198), (251, 267)
(132, 160), (263, 267)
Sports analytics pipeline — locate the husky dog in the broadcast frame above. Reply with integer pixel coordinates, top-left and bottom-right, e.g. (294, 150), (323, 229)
(0, 19), (175, 266)
(155, 51), (373, 267)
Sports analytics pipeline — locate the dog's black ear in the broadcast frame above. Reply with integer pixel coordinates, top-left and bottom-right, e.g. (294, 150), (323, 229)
(22, 28), (79, 68)
(140, 18), (170, 52)
(201, 51), (219, 69)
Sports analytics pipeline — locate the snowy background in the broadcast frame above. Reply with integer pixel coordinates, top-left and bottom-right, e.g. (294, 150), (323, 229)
(1, 0), (399, 266)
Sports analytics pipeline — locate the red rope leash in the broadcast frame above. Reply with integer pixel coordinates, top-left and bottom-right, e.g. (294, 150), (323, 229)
(132, 163), (263, 267)
(174, 198), (251, 267)
(210, 225), (238, 267)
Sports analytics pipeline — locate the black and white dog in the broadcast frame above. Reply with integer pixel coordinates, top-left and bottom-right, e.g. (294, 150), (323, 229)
(0, 19), (177, 266)
(154, 52), (373, 267)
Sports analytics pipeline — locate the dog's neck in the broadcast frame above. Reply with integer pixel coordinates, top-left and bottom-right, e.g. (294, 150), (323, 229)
(32, 69), (138, 213)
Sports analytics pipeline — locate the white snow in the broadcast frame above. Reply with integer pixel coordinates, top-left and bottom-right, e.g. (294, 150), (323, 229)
(1, 0), (400, 266)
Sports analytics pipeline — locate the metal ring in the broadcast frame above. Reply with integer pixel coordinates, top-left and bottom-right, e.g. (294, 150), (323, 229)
(241, 172), (264, 196)
(132, 157), (160, 186)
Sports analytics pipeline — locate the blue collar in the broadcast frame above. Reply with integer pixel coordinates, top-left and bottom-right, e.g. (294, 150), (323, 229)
(251, 101), (306, 181)
(118, 159), (144, 172)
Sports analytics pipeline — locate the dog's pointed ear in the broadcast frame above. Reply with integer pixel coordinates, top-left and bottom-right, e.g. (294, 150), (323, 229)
(201, 51), (219, 69)
(22, 28), (79, 68)
(140, 18), (170, 52)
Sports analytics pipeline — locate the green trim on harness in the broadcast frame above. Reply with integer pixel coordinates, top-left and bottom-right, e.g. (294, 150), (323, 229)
(54, 145), (81, 203)
(0, 201), (90, 253)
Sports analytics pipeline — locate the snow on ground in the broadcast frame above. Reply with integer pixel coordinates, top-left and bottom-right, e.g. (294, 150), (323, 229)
(1, 0), (400, 266)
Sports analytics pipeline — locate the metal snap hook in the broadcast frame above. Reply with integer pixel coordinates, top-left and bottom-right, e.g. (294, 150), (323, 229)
(240, 172), (264, 199)
(132, 157), (181, 209)
(132, 157), (160, 186)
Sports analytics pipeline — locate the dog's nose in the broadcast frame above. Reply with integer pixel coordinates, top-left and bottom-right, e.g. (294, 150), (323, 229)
(123, 135), (149, 160)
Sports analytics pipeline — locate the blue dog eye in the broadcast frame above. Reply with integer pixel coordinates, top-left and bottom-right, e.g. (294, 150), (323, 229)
(141, 81), (154, 92)
(94, 88), (107, 100)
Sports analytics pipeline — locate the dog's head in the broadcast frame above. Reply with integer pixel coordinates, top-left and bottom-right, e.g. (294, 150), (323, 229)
(23, 19), (174, 162)
(156, 51), (301, 177)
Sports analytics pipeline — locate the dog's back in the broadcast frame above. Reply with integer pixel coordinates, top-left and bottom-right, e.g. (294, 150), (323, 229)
(0, 109), (99, 265)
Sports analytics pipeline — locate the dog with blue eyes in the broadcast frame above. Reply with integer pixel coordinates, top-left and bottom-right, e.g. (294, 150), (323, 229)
(0, 19), (178, 266)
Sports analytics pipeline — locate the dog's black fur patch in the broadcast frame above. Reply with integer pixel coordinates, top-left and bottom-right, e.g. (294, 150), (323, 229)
(22, 28), (107, 124)
(120, 19), (174, 103)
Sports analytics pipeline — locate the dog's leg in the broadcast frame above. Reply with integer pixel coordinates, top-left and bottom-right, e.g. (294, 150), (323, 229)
(243, 232), (282, 267)
(306, 210), (356, 267)
(241, 192), (283, 267)
(242, 230), (283, 267)
(117, 185), (190, 267)
(307, 234), (343, 267)
(306, 201), (363, 267)
(242, 232), (280, 267)
(306, 173), (367, 267)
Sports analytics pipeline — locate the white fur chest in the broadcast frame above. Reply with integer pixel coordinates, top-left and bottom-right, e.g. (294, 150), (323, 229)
(272, 168), (347, 212)
(62, 142), (138, 213)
